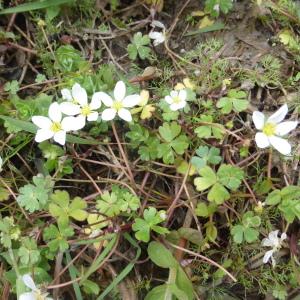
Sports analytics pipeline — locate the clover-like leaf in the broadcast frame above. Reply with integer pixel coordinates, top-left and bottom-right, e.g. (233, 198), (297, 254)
(231, 211), (261, 244)
(49, 190), (87, 226)
(194, 166), (217, 191)
(18, 237), (40, 265)
(191, 146), (222, 170)
(217, 89), (248, 114)
(217, 164), (244, 190)
(17, 174), (54, 213)
(127, 32), (151, 60)
(43, 224), (74, 252)
(132, 207), (168, 242)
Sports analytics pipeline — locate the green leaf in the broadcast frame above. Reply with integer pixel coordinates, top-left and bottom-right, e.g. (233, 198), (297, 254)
(4, 80), (19, 94)
(0, 217), (21, 248)
(49, 190), (87, 226)
(208, 182), (230, 204)
(132, 207), (168, 242)
(194, 115), (224, 139)
(231, 224), (244, 244)
(148, 241), (177, 268)
(231, 211), (261, 244)
(96, 191), (125, 217)
(171, 135), (189, 155)
(43, 224), (74, 252)
(217, 164), (244, 190)
(17, 174), (54, 213)
(145, 284), (169, 300)
(217, 89), (248, 114)
(126, 124), (149, 148)
(159, 122), (181, 142)
(175, 267), (194, 300)
(244, 227), (259, 243)
(195, 202), (217, 217)
(0, 0), (74, 14)
(191, 146), (221, 170)
(127, 32), (151, 60)
(18, 237), (40, 265)
(194, 166), (217, 191)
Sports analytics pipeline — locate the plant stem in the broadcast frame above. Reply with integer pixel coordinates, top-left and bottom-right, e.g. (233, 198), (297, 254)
(165, 267), (177, 300)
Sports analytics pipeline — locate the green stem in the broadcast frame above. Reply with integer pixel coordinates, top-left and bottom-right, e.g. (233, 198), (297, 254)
(8, 247), (20, 277)
(165, 267), (177, 300)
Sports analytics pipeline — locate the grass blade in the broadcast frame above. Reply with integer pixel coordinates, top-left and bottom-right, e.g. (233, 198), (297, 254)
(65, 251), (83, 300)
(0, 0), (74, 15)
(185, 22), (225, 36)
(96, 233), (141, 300)
(79, 234), (118, 284)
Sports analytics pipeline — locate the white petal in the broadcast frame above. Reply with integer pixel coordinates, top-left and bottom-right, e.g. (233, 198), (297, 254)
(267, 104), (288, 124)
(32, 116), (51, 129)
(118, 108), (132, 122)
(275, 121), (298, 136)
(170, 101), (186, 111)
(269, 136), (291, 155)
(263, 249), (274, 264)
(165, 96), (173, 104)
(122, 95), (140, 107)
(61, 116), (85, 131)
(114, 81), (126, 102)
(87, 111), (98, 121)
(179, 89), (187, 101)
(53, 131), (66, 145)
(268, 230), (279, 244)
(97, 92), (113, 107)
(153, 35), (165, 46)
(255, 132), (270, 148)
(72, 83), (87, 106)
(149, 31), (163, 40)
(252, 111), (265, 130)
(48, 102), (62, 123)
(102, 108), (116, 121)
(170, 90), (178, 98)
(61, 88), (72, 101)
(151, 20), (165, 29)
(19, 292), (36, 300)
(262, 238), (274, 247)
(90, 93), (102, 110)
(35, 129), (54, 143)
(22, 274), (37, 291)
(60, 102), (81, 116)
(281, 232), (287, 241)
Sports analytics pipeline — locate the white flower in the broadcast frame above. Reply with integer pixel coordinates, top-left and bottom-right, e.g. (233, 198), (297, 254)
(262, 230), (287, 267)
(253, 104), (298, 155)
(19, 274), (52, 300)
(213, 4), (220, 12)
(60, 83), (101, 130)
(159, 211), (167, 220)
(149, 20), (166, 46)
(97, 81), (140, 122)
(0, 156), (2, 173)
(165, 90), (187, 111)
(32, 102), (77, 145)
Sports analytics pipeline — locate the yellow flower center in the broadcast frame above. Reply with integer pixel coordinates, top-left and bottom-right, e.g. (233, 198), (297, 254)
(112, 101), (123, 111)
(172, 96), (181, 104)
(262, 123), (276, 136)
(50, 122), (62, 133)
(81, 105), (91, 116)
